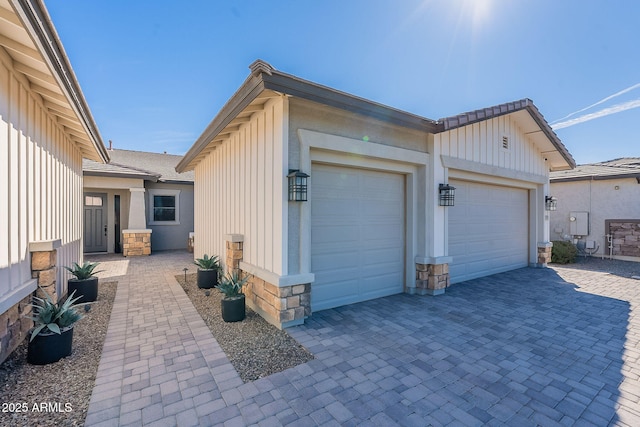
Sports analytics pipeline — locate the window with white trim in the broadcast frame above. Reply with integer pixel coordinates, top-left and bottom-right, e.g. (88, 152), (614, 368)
(148, 189), (181, 225)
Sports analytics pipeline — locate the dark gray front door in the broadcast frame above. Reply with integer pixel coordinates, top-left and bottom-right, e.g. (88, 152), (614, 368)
(84, 193), (107, 253)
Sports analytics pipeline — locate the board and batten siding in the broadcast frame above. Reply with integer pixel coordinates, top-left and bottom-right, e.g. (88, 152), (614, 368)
(194, 97), (287, 276)
(437, 114), (548, 177)
(0, 49), (84, 312)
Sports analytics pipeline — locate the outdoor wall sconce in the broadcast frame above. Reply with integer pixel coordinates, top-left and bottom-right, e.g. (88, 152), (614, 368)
(288, 170), (309, 201)
(439, 184), (455, 206)
(545, 196), (557, 211)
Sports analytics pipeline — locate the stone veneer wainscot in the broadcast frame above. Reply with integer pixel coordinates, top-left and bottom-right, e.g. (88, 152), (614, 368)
(122, 229), (152, 257)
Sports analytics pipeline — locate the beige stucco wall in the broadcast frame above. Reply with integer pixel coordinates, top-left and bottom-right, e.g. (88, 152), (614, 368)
(550, 178), (640, 259)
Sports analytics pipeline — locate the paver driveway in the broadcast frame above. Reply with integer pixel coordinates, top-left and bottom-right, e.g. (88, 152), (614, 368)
(86, 252), (640, 426)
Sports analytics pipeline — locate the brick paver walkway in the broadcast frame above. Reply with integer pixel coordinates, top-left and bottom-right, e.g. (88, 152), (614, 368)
(85, 252), (640, 426)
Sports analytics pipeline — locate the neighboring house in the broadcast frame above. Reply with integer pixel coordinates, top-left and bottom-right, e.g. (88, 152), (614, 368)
(176, 60), (576, 329)
(0, 0), (108, 362)
(83, 148), (194, 255)
(550, 158), (640, 260)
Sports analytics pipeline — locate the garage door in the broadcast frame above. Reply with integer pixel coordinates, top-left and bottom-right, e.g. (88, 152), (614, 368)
(449, 180), (529, 283)
(311, 164), (405, 311)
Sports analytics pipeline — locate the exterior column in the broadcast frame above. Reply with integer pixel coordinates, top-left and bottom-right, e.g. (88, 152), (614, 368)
(122, 187), (152, 256)
(30, 240), (61, 302)
(537, 242), (553, 267)
(0, 240), (61, 363)
(416, 262), (450, 296)
(225, 234), (310, 329)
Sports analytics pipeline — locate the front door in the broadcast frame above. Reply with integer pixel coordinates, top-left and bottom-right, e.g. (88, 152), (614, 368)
(84, 193), (107, 253)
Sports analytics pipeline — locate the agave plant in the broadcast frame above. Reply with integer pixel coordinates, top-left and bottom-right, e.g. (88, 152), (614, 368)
(64, 261), (102, 280)
(193, 254), (220, 271)
(217, 271), (250, 299)
(27, 289), (84, 341)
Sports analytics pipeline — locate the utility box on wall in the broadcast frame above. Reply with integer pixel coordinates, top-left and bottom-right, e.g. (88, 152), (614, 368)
(569, 211), (589, 236)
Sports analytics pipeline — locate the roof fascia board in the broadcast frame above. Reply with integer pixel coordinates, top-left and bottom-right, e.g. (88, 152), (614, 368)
(176, 74), (265, 172)
(551, 173), (640, 183)
(523, 104), (576, 169)
(84, 171), (159, 182)
(11, 0), (109, 163)
(261, 72), (439, 133)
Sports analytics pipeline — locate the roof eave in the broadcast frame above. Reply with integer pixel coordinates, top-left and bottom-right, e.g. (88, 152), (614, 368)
(11, 0), (109, 163)
(551, 173), (640, 183)
(176, 61), (440, 173)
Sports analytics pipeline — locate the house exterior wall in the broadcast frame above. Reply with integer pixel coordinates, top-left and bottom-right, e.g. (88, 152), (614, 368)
(194, 96), (287, 276)
(84, 175), (143, 253)
(287, 98), (431, 275)
(435, 113), (551, 267)
(550, 178), (640, 259)
(145, 182), (194, 251)
(0, 48), (84, 360)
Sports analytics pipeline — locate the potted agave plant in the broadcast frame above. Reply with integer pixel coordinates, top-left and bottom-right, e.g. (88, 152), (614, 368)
(65, 261), (102, 303)
(194, 254), (221, 289)
(217, 271), (250, 322)
(26, 288), (84, 365)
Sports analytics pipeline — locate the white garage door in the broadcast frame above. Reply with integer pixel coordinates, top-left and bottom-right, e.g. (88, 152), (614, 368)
(449, 180), (529, 283)
(311, 164), (405, 311)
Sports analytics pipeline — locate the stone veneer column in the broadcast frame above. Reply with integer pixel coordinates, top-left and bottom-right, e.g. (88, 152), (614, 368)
(0, 240), (60, 363)
(224, 234), (310, 328)
(122, 230), (152, 256)
(537, 242), (553, 266)
(224, 234), (244, 274)
(415, 262), (450, 296)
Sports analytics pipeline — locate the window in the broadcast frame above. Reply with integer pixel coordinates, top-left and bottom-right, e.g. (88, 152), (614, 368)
(148, 189), (180, 225)
(85, 195), (103, 206)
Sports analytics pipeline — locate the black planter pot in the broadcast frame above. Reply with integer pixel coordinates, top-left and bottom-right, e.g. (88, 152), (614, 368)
(221, 295), (245, 322)
(27, 327), (74, 365)
(68, 277), (98, 303)
(197, 269), (218, 289)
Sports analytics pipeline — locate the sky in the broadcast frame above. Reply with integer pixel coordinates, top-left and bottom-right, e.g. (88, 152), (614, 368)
(45, 0), (640, 165)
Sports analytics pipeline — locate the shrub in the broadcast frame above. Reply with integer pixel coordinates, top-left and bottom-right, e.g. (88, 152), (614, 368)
(551, 240), (577, 264)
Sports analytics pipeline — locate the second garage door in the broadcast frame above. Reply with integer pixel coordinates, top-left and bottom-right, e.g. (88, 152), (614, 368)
(311, 164), (405, 311)
(449, 180), (529, 283)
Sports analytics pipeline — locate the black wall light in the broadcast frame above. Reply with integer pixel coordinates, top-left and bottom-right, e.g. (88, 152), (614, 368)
(287, 170), (309, 201)
(439, 184), (455, 206)
(545, 196), (557, 211)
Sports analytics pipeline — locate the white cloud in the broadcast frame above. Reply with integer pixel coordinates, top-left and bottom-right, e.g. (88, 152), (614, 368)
(551, 82), (640, 125)
(551, 99), (640, 130)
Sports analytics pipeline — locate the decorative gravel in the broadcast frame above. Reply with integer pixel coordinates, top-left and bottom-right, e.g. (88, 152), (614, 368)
(0, 282), (117, 427)
(176, 273), (314, 382)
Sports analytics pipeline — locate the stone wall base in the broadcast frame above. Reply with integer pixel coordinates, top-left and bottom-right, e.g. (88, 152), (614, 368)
(243, 275), (310, 329)
(0, 295), (32, 364)
(415, 263), (450, 296)
(123, 230), (151, 256)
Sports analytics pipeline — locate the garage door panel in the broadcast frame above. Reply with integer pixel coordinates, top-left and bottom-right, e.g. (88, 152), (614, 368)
(311, 164), (405, 311)
(449, 180), (528, 283)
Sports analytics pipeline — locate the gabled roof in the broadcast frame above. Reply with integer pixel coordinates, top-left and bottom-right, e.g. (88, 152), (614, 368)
(550, 158), (640, 183)
(84, 149), (193, 183)
(437, 99), (576, 171)
(1, 0), (108, 163)
(177, 60), (575, 173)
(176, 60), (440, 172)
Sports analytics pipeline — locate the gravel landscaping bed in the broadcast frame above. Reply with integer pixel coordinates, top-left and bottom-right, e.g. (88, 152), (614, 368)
(176, 273), (314, 382)
(0, 282), (116, 427)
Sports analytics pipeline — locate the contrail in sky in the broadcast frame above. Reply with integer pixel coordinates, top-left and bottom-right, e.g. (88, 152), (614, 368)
(551, 99), (640, 130)
(550, 82), (640, 125)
